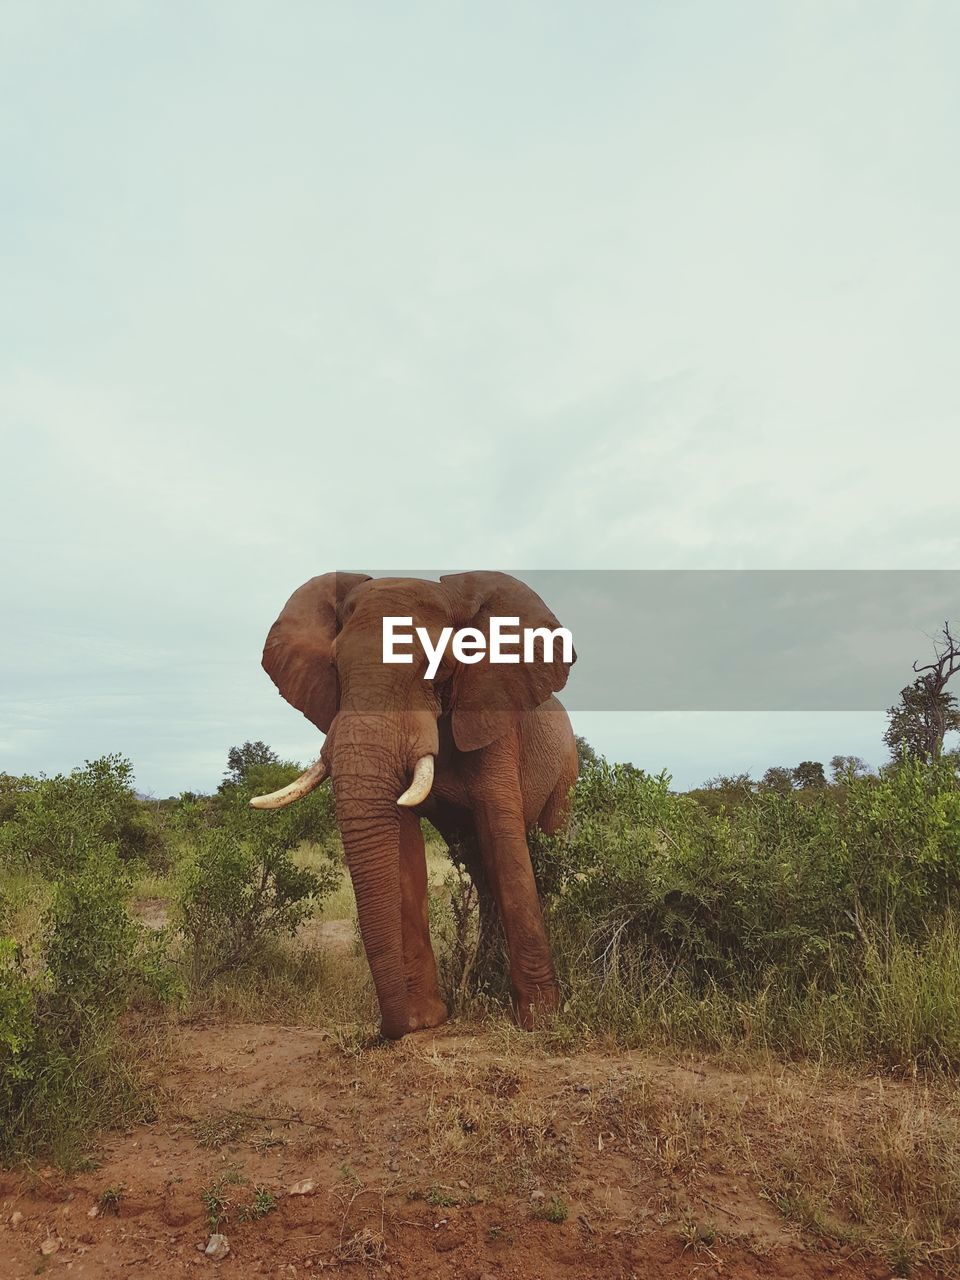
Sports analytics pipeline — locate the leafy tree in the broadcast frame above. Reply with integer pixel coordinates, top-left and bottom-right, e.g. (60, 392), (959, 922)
(829, 755), (871, 783)
(701, 772), (753, 792)
(691, 772), (753, 817)
(760, 766), (794, 795)
(574, 736), (598, 770)
(619, 760), (646, 779)
(222, 741), (280, 789)
(0, 774), (28, 826)
(792, 760), (827, 789)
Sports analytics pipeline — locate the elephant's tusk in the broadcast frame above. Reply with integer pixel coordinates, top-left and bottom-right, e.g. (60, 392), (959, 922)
(249, 757), (328, 809)
(396, 755), (434, 807)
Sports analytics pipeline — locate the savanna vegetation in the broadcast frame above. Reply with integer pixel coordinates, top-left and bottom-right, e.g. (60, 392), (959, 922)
(2, 633), (960, 1273)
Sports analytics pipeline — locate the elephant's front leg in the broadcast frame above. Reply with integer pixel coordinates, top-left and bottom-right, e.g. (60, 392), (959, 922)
(398, 811), (448, 1032)
(474, 795), (559, 1029)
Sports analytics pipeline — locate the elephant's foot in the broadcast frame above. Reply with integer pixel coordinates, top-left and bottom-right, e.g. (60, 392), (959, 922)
(513, 981), (560, 1031)
(407, 995), (449, 1033)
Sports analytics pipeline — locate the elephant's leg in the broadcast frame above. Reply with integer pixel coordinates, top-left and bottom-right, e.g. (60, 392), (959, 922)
(398, 810), (448, 1032)
(536, 771), (575, 837)
(473, 793), (559, 1029)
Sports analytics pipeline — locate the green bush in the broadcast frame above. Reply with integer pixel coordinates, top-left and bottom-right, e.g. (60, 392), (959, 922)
(176, 779), (340, 986)
(0, 937), (34, 1125)
(0, 850), (176, 1166)
(0, 755), (168, 874)
(531, 756), (960, 1068)
(0, 773), (29, 826)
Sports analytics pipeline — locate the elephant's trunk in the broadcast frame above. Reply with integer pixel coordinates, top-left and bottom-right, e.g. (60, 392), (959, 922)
(335, 788), (409, 1039)
(328, 702), (439, 1039)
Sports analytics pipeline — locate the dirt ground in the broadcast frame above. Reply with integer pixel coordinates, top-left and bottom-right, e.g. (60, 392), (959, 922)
(0, 1020), (919, 1280)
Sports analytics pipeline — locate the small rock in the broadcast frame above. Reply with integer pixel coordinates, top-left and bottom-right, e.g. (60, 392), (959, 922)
(40, 1237), (61, 1257)
(10, 1211), (24, 1228)
(530, 1189), (545, 1201)
(87, 1205), (100, 1218)
(205, 1234), (229, 1260)
(457, 1180), (468, 1189)
(287, 1180), (315, 1196)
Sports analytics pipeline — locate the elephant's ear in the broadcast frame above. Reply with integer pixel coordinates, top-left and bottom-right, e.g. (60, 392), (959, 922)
(262, 572), (371, 732)
(439, 571), (576, 752)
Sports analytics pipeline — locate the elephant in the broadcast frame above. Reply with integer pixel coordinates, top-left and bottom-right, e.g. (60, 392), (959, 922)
(249, 571), (579, 1040)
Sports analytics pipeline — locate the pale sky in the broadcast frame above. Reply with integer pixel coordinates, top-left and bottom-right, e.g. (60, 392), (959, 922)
(2, 2), (958, 795)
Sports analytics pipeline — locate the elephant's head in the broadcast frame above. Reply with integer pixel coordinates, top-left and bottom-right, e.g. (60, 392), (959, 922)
(250, 572), (574, 1038)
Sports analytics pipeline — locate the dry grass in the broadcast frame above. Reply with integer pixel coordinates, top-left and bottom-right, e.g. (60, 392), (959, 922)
(568, 1058), (960, 1273)
(334, 1031), (960, 1272)
(735, 1073), (960, 1272)
(182, 939), (378, 1026)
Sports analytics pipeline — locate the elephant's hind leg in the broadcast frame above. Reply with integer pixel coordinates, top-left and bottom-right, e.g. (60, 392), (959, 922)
(398, 810), (448, 1032)
(533, 718), (578, 837)
(536, 772), (576, 837)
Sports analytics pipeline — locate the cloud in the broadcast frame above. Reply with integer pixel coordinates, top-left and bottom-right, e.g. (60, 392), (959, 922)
(1, 2), (958, 792)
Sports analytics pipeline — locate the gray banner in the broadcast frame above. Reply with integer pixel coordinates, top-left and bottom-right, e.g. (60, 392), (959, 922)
(363, 571), (959, 711)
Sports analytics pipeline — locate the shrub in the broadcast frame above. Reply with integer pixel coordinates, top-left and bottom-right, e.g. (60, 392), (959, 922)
(0, 773), (29, 825)
(0, 850), (176, 1166)
(530, 756), (960, 1068)
(176, 779), (340, 986)
(429, 860), (493, 1014)
(0, 937), (34, 1128)
(0, 755), (168, 874)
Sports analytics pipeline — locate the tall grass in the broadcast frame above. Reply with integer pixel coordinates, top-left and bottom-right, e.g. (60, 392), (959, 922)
(547, 914), (960, 1068)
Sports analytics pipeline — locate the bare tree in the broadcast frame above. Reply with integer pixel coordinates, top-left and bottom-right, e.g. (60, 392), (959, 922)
(912, 622), (960, 760)
(885, 622), (960, 763)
